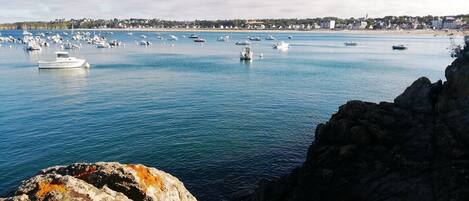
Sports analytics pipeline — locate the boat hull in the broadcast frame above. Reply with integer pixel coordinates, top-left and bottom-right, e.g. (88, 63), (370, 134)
(38, 59), (90, 69)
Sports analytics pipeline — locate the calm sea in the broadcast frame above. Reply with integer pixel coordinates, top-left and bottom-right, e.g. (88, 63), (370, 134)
(0, 30), (459, 200)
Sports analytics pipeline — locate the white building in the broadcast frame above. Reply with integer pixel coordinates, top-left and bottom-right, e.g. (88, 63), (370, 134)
(351, 21), (368, 30)
(320, 20), (336, 29)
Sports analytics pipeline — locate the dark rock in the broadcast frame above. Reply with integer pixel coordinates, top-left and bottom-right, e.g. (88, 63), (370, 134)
(236, 47), (469, 201)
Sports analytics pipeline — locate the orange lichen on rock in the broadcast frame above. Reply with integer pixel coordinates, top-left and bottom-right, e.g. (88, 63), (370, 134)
(74, 166), (97, 180)
(126, 164), (165, 192)
(35, 181), (66, 197)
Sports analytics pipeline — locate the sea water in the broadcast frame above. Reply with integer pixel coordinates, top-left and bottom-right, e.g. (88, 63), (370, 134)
(0, 30), (458, 200)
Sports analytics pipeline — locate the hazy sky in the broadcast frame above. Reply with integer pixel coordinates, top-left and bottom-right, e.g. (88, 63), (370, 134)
(1, 0), (468, 23)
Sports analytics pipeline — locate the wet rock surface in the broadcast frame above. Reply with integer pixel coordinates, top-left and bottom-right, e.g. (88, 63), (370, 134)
(0, 162), (197, 201)
(236, 47), (469, 201)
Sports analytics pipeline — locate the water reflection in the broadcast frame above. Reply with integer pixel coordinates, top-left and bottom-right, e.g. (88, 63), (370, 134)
(38, 68), (90, 96)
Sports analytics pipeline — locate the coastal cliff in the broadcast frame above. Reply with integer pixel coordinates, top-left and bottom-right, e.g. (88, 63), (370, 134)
(236, 42), (469, 201)
(0, 162), (196, 201)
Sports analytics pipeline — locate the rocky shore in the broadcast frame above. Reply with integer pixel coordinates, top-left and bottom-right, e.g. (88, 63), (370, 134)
(0, 162), (196, 201)
(236, 40), (469, 200)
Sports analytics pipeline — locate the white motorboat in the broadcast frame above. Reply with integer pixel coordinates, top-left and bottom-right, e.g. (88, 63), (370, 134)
(139, 40), (152, 46)
(248, 36), (261, 41)
(240, 47), (253, 61)
(63, 42), (80, 50)
(22, 30), (33, 36)
(217, 35), (230, 42)
(235, 40), (251, 46)
(265, 35), (275, 40)
(188, 34), (199, 39)
(96, 41), (110, 48)
(168, 35), (178, 41)
(38, 52), (90, 69)
(25, 42), (42, 51)
(273, 41), (289, 50)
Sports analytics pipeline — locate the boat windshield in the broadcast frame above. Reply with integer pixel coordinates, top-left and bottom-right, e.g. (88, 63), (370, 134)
(57, 53), (69, 58)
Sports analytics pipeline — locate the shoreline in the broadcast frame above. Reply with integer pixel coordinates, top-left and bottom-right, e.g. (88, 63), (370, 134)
(18, 28), (467, 36)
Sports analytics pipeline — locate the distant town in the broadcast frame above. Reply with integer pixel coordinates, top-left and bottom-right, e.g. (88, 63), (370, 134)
(1, 15), (468, 31)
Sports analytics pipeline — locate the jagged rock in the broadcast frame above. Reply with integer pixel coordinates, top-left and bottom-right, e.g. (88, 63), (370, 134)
(0, 162), (197, 201)
(236, 44), (469, 201)
(394, 77), (437, 113)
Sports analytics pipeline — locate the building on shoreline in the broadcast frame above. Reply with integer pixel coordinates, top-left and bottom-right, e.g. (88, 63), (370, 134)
(1, 15), (468, 31)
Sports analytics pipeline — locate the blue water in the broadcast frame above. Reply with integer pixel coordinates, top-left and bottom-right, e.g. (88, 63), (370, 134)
(0, 30), (459, 200)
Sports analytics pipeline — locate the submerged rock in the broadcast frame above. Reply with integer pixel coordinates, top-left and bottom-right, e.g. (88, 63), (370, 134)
(0, 162), (197, 201)
(236, 46), (469, 200)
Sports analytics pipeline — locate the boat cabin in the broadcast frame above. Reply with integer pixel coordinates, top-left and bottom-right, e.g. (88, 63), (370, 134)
(56, 52), (70, 59)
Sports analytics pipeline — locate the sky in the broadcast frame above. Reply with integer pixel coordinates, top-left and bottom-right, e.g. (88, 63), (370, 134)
(0, 0), (468, 23)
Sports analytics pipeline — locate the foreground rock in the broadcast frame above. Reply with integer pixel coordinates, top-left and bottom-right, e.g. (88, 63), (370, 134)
(237, 44), (469, 200)
(1, 162), (197, 201)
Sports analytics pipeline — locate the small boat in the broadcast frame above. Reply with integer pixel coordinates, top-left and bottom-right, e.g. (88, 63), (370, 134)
(22, 30), (33, 36)
(141, 35), (147, 39)
(248, 36), (261, 41)
(168, 35), (178, 41)
(96, 42), (110, 48)
(344, 42), (358, 46)
(25, 42), (42, 51)
(38, 52), (90, 69)
(240, 47), (253, 61)
(217, 35), (230, 42)
(109, 40), (122, 47)
(63, 42), (80, 50)
(235, 40), (251, 46)
(194, 38), (206, 43)
(273, 41), (289, 50)
(139, 41), (152, 46)
(188, 34), (199, 39)
(265, 35), (275, 40)
(288, 35), (293, 39)
(392, 45), (407, 50)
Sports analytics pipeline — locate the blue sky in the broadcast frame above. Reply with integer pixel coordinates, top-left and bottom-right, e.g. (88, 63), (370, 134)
(1, 0), (468, 23)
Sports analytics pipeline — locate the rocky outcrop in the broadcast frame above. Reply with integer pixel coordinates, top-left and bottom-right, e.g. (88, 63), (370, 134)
(237, 45), (469, 201)
(0, 162), (197, 201)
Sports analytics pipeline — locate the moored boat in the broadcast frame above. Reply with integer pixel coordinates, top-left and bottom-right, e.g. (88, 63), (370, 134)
(235, 40), (251, 46)
(265, 35), (275, 40)
(392, 45), (407, 50)
(139, 40), (152, 46)
(168, 35), (178, 41)
(194, 38), (206, 43)
(25, 42), (42, 51)
(240, 46), (253, 61)
(248, 36), (261, 41)
(344, 42), (358, 46)
(188, 34), (199, 39)
(273, 41), (289, 50)
(38, 52), (90, 69)
(217, 35), (230, 42)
